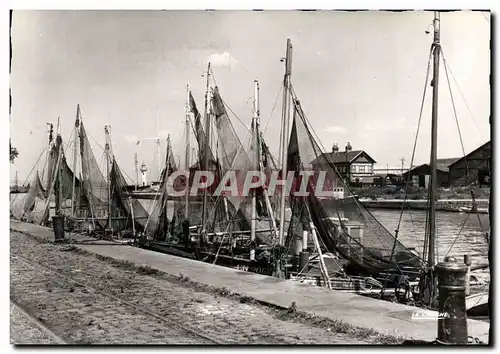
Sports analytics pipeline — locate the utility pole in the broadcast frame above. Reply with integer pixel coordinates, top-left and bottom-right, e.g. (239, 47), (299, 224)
(400, 157), (405, 175)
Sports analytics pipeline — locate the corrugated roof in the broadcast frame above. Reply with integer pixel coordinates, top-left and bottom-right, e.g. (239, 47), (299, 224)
(404, 157), (461, 175)
(448, 141), (491, 168)
(436, 158), (461, 172)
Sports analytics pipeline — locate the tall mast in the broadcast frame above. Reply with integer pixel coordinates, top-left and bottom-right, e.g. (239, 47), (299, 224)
(185, 83), (191, 217)
(71, 104), (80, 216)
(250, 80), (259, 260)
(56, 117), (62, 216)
(157, 110), (161, 182)
(201, 62), (211, 233)
(278, 38), (293, 246)
(428, 11), (440, 267)
(165, 134), (172, 234)
(104, 125), (112, 231)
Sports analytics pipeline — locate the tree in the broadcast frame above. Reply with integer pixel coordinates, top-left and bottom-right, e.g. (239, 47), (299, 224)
(10, 141), (18, 163)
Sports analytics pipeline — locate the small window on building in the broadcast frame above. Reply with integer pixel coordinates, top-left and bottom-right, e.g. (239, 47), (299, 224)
(359, 166), (365, 173)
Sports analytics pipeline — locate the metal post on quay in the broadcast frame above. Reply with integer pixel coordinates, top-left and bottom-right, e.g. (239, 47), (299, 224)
(52, 214), (65, 244)
(435, 256), (468, 345)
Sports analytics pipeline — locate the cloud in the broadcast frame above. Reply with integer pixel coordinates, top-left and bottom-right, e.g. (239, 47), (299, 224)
(359, 118), (407, 138)
(207, 52), (238, 69)
(324, 126), (347, 134)
(159, 129), (171, 139)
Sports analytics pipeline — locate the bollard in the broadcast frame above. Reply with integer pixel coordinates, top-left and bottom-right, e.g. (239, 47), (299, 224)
(249, 241), (256, 262)
(435, 256), (468, 344)
(182, 219), (190, 246)
(294, 234), (303, 256)
(464, 254), (471, 296)
(302, 222), (309, 251)
(52, 215), (65, 243)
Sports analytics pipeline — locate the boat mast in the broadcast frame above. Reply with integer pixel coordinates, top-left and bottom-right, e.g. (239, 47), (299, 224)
(71, 104), (80, 217)
(104, 125), (112, 231)
(278, 38), (293, 246)
(250, 80), (260, 260)
(156, 110), (161, 183)
(201, 62), (211, 233)
(55, 117), (62, 216)
(428, 11), (440, 268)
(185, 83), (191, 217)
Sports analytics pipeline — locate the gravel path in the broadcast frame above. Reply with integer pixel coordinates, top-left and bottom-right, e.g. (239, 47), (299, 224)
(10, 231), (365, 344)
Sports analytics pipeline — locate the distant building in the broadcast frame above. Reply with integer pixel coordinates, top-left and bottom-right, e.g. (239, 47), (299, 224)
(448, 141), (491, 187)
(312, 142), (377, 187)
(402, 158), (460, 188)
(401, 141), (492, 189)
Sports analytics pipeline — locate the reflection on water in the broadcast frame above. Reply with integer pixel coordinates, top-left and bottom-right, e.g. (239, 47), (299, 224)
(370, 209), (490, 276)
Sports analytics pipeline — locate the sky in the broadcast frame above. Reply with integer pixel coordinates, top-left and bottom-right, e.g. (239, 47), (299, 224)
(10, 10), (491, 184)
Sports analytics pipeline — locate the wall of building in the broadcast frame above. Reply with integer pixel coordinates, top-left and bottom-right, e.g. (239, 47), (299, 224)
(449, 143), (491, 186)
(351, 162), (373, 175)
(402, 165), (449, 187)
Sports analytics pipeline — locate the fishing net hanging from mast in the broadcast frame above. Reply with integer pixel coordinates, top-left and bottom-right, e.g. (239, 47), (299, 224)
(285, 98), (424, 275)
(206, 87), (281, 244)
(143, 138), (182, 239)
(109, 157), (150, 231)
(79, 121), (109, 227)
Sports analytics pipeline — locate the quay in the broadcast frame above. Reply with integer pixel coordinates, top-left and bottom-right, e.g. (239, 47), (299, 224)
(10, 220), (489, 344)
(359, 198), (489, 213)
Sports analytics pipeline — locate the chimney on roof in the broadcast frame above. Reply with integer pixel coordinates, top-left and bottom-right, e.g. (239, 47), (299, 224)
(332, 143), (339, 153)
(345, 142), (352, 152)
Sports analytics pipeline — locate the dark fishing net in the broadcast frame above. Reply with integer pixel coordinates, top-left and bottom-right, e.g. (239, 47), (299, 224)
(57, 148), (89, 219)
(79, 121), (109, 227)
(285, 99), (423, 275)
(211, 87), (253, 214)
(17, 171), (47, 223)
(143, 139), (181, 240)
(190, 91), (216, 164)
(109, 157), (150, 231)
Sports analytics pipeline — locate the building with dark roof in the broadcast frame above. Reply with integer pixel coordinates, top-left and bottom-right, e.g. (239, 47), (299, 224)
(401, 141), (491, 188)
(448, 141), (491, 186)
(402, 158), (460, 188)
(311, 142), (377, 186)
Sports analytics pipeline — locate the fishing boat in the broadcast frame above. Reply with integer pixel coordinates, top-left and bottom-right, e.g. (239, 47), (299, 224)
(11, 105), (151, 237)
(459, 206), (489, 214)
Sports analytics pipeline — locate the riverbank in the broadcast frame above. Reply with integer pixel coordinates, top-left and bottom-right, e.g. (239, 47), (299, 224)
(353, 186), (490, 200)
(359, 198), (489, 213)
(354, 186), (490, 213)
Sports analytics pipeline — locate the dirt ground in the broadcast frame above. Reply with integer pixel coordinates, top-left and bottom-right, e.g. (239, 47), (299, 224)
(10, 231), (367, 345)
